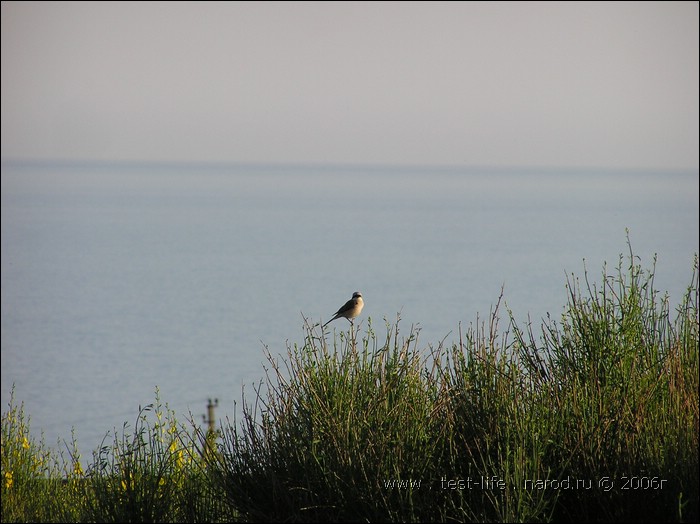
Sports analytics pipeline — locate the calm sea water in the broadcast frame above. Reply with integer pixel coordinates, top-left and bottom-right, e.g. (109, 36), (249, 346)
(2, 162), (698, 458)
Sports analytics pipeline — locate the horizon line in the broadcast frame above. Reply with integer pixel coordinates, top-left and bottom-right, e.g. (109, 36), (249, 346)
(1, 156), (697, 176)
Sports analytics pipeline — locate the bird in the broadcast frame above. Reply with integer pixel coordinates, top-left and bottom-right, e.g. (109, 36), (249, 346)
(323, 291), (364, 328)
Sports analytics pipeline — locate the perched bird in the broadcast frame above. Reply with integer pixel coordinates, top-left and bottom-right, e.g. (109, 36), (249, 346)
(323, 292), (364, 328)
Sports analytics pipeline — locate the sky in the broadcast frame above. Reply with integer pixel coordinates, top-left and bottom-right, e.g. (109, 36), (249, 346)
(1, 1), (698, 170)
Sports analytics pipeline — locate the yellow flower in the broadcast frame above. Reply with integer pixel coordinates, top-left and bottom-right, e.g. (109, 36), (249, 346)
(4, 471), (13, 490)
(73, 461), (84, 477)
(22, 437), (30, 449)
(121, 471), (134, 491)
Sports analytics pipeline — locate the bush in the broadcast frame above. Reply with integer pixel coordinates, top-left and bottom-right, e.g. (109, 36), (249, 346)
(1, 387), (84, 522)
(202, 244), (698, 522)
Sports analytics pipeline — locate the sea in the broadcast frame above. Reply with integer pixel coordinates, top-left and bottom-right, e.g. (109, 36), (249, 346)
(1, 161), (698, 461)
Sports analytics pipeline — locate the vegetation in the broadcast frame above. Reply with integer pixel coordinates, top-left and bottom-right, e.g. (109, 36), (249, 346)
(2, 243), (698, 522)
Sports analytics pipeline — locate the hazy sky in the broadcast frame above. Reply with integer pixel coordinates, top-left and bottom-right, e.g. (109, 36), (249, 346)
(1, 1), (698, 170)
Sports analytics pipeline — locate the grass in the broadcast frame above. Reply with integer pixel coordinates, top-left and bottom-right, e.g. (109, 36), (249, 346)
(2, 241), (698, 522)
